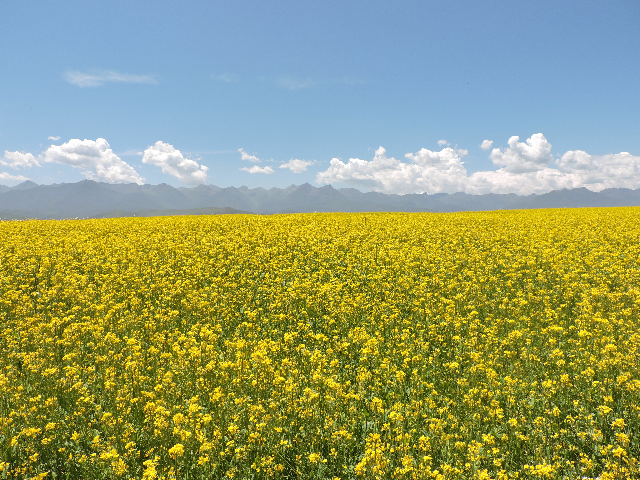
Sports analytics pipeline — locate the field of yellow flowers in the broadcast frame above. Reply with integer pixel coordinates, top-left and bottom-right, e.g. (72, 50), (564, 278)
(1, 209), (639, 479)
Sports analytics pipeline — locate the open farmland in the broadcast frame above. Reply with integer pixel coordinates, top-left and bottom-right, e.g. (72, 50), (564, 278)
(1, 210), (639, 479)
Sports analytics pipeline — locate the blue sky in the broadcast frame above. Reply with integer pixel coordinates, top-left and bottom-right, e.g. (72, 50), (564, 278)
(1, 0), (639, 194)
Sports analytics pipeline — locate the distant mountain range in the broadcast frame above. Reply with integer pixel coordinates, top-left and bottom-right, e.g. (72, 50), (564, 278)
(2, 180), (640, 219)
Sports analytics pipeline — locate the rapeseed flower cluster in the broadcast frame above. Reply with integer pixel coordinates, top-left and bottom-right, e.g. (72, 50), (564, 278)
(0, 209), (639, 479)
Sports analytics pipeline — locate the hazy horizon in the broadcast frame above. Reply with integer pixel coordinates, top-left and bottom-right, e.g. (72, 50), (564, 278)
(4, 178), (640, 197)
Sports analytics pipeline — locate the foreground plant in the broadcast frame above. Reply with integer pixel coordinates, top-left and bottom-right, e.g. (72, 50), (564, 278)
(1, 209), (638, 479)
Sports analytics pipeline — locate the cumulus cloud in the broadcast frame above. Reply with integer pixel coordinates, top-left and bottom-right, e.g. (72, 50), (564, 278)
(437, 139), (449, 147)
(65, 70), (156, 87)
(280, 159), (314, 173)
(317, 146), (468, 194)
(48, 136), (60, 141)
(466, 147), (640, 195)
(490, 133), (553, 173)
(556, 150), (640, 191)
(238, 148), (261, 163)
(465, 168), (577, 195)
(142, 141), (208, 185)
(0, 172), (30, 184)
(1, 151), (40, 169)
(480, 139), (493, 151)
(43, 138), (144, 184)
(241, 165), (274, 174)
(316, 133), (640, 195)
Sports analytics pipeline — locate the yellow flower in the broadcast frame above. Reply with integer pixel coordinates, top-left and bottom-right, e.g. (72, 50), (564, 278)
(168, 443), (185, 459)
(142, 459), (157, 480)
(308, 452), (321, 464)
(611, 418), (625, 429)
(2, 209), (640, 478)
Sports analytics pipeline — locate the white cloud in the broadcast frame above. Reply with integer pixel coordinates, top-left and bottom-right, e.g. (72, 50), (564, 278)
(65, 70), (156, 87)
(43, 138), (144, 184)
(142, 141), (208, 185)
(48, 136), (60, 141)
(480, 139), (493, 151)
(466, 147), (640, 195)
(238, 148), (261, 163)
(489, 133), (553, 173)
(212, 73), (239, 83)
(240, 165), (274, 174)
(280, 159), (314, 173)
(465, 168), (578, 195)
(556, 150), (640, 191)
(316, 133), (640, 195)
(1, 151), (41, 169)
(0, 172), (30, 184)
(276, 77), (317, 90)
(437, 139), (449, 146)
(317, 146), (468, 194)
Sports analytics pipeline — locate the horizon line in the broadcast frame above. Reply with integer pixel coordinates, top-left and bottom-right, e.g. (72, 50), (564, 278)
(0, 178), (635, 197)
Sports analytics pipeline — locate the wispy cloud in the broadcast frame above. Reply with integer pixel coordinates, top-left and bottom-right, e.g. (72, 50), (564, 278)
(238, 148), (261, 163)
(274, 75), (364, 91)
(212, 72), (240, 83)
(65, 70), (157, 87)
(276, 76), (317, 90)
(48, 136), (60, 141)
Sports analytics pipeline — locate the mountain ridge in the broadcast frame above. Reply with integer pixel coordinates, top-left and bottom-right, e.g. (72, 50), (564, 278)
(1, 180), (640, 219)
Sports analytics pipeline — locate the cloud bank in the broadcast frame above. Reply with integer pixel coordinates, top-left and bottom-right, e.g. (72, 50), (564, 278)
(43, 138), (144, 184)
(3, 133), (639, 194)
(142, 141), (208, 185)
(65, 70), (156, 87)
(317, 134), (640, 195)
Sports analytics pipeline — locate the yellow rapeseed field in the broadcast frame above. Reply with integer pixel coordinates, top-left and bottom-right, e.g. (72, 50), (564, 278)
(1, 209), (639, 479)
